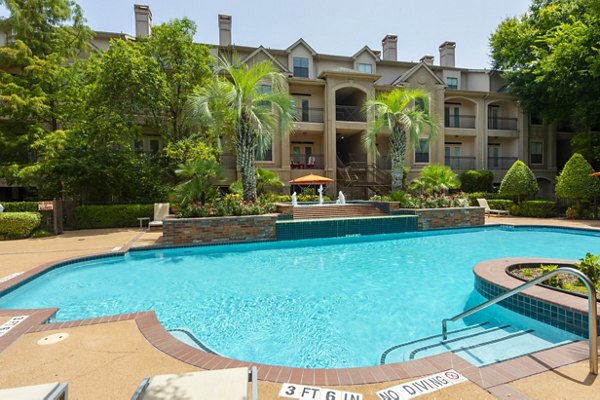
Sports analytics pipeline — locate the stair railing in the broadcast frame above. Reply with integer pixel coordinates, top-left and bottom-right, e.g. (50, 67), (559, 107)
(442, 267), (598, 375)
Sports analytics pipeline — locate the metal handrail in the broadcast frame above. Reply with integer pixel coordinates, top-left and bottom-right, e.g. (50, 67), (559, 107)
(442, 267), (598, 375)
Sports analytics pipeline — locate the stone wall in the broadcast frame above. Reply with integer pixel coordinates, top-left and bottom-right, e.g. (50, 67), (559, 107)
(395, 207), (484, 230)
(162, 214), (278, 246)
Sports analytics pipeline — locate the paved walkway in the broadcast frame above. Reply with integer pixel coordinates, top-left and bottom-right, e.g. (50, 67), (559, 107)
(0, 221), (598, 399)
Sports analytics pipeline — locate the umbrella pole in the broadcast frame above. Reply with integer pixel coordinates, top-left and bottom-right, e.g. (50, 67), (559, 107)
(318, 184), (324, 205)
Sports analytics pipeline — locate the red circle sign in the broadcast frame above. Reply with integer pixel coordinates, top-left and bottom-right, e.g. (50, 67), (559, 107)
(445, 371), (460, 380)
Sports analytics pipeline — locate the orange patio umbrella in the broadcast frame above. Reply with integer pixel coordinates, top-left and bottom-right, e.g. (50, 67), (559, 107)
(591, 172), (600, 177)
(289, 174), (334, 185)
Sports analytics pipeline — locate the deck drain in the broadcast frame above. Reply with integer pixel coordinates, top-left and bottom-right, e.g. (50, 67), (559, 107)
(37, 333), (69, 345)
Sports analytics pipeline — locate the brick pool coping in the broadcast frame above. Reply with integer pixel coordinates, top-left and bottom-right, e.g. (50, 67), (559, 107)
(0, 235), (598, 389)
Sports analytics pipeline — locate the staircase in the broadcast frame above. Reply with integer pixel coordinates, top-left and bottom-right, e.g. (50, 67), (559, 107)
(380, 322), (578, 367)
(292, 204), (386, 220)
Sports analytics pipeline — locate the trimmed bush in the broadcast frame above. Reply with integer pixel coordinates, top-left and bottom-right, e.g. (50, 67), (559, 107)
(460, 170), (494, 193)
(0, 212), (42, 239)
(555, 153), (600, 208)
(511, 200), (557, 217)
(2, 201), (38, 212)
(487, 199), (515, 211)
(499, 160), (538, 203)
(75, 204), (155, 229)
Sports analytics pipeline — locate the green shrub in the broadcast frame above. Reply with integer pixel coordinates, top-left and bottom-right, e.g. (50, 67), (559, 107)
(2, 201), (38, 212)
(75, 204), (155, 229)
(511, 200), (557, 217)
(0, 212), (42, 239)
(273, 195), (292, 202)
(460, 170), (494, 193)
(499, 160), (538, 203)
(575, 253), (600, 288)
(555, 153), (600, 210)
(487, 199), (515, 211)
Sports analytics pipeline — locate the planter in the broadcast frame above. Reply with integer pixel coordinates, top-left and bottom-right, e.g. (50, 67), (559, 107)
(394, 206), (485, 230)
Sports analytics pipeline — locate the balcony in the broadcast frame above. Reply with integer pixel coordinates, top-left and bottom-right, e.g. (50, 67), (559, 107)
(444, 115), (476, 129)
(488, 156), (517, 170)
(336, 105), (365, 122)
(445, 156), (476, 171)
(290, 153), (324, 169)
(488, 117), (517, 131)
(295, 107), (324, 123)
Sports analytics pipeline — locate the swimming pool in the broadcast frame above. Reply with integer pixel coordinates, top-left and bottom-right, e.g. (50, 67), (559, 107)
(0, 226), (598, 368)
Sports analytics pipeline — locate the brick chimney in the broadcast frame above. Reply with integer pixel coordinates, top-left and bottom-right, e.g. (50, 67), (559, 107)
(381, 34), (398, 61)
(439, 41), (456, 68)
(219, 14), (232, 46)
(134, 4), (152, 38)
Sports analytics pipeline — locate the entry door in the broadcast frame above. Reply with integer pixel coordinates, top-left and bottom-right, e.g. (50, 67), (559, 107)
(488, 145), (500, 168)
(445, 145), (461, 169)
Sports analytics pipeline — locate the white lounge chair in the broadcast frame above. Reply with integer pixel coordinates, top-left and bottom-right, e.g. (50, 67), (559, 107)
(476, 198), (509, 215)
(131, 367), (258, 400)
(148, 203), (170, 229)
(0, 382), (68, 399)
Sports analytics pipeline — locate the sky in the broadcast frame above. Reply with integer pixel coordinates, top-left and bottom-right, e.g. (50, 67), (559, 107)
(0, 0), (532, 69)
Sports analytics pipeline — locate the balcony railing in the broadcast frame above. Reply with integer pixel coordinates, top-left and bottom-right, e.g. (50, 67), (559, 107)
(488, 156), (518, 170)
(295, 107), (324, 123)
(488, 117), (517, 130)
(336, 105), (365, 122)
(445, 156), (476, 171)
(290, 153), (324, 169)
(445, 115), (476, 129)
(376, 157), (392, 170)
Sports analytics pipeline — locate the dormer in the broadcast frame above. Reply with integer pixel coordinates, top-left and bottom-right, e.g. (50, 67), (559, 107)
(286, 39), (317, 79)
(392, 62), (445, 87)
(242, 46), (290, 74)
(352, 46), (379, 74)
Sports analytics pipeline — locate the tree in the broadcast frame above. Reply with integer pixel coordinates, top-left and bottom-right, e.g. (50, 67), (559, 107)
(363, 88), (438, 192)
(144, 18), (213, 141)
(186, 58), (294, 202)
(499, 160), (539, 203)
(490, 0), (600, 130)
(555, 153), (600, 210)
(174, 159), (224, 206)
(409, 164), (460, 195)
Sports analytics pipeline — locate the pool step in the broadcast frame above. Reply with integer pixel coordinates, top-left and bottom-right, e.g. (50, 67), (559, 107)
(381, 323), (573, 367)
(293, 204), (385, 220)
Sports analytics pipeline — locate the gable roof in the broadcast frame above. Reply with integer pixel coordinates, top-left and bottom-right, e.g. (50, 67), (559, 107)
(241, 46), (290, 73)
(286, 38), (317, 56)
(391, 62), (445, 86)
(352, 46), (379, 61)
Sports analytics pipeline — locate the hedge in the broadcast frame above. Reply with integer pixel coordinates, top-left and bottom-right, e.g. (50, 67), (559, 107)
(459, 170), (494, 193)
(511, 200), (557, 218)
(487, 199), (515, 211)
(0, 212), (42, 240)
(2, 201), (38, 212)
(75, 204), (155, 229)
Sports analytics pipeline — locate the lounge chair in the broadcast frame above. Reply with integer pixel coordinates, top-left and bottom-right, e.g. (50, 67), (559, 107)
(306, 156), (316, 168)
(476, 198), (509, 215)
(0, 382), (68, 399)
(131, 366), (258, 400)
(148, 203), (170, 229)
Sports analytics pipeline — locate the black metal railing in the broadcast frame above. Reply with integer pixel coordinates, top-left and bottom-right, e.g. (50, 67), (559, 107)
(295, 107), (324, 123)
(444, 156), (476, 171)
(336, 105), (365, 122)
(488, 156), (518, 170)
(488, 117), (518, 130)
(290, 153), (324, 169)
(444, 115), (476, 129)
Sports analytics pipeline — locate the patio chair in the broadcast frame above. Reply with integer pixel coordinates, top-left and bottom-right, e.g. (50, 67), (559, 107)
(0, 382), (68, 399)
(131, 366), (258, 400)
(306, 156), (316, 168)
(148, 203), (170, 229)
(476, 198), (509, 215)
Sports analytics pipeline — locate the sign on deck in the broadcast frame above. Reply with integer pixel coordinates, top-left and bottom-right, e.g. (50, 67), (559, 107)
(376, 369), (468, 399)
(279, 383), (363, 400)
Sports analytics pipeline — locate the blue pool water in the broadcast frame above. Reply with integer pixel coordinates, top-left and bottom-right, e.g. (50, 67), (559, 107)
(1, 226), (599, 368)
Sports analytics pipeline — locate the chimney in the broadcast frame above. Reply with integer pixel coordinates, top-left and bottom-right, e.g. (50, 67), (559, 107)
(381, 34), (397, 61)
(373, 50), (381, 60)
(420, 55), (434, 66)
(134, 4), (152, 38)
(439, 41), (456, 68)
(219, 14), (232, 46)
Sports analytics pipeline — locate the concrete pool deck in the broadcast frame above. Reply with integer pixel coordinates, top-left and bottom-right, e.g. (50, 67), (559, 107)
(0, 220), (599, 399)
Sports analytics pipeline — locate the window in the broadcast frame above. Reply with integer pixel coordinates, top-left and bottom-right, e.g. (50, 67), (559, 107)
(444, 106), (460, 128)
(530, 142), (543, 164)
(415, 98), (426, 112)
(293, 57), (309, 78)
(447, 77), (458, 89)
(530, 113), (542, 125)
(358, 63), (373, 73)
(445, 144), (461, 169)
(414, 139), (429, 163)
(149, 139), (160, 154)
(488, 145), (500, 168)
(257, 84), (271, 108)
(255, 146), (273, 162)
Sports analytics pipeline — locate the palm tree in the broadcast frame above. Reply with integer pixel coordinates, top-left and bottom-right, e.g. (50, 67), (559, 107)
(363, 88), (438, 192)
(409, 164), (460, 195)
(186, 57), (294, 202)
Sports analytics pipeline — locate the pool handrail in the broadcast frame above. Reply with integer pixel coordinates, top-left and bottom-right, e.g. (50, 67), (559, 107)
(441, 266), (598, 375)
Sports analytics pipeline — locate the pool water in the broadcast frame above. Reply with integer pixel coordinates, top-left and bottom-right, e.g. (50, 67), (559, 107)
(0, 226), (598, 368)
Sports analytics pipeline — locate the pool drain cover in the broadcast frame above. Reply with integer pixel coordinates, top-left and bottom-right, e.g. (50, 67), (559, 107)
(37, 333), (69, 345)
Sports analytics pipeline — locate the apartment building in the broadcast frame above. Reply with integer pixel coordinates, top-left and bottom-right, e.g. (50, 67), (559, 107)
(0, 5), (566, 200)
